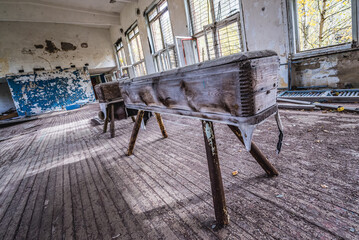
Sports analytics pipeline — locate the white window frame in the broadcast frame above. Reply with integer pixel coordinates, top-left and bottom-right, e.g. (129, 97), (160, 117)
(287, 0), (359, 59)
(185, 0), (247, 62)
(115, 39), (130, 78)
(145, 0), (177, 72)
(125, 22), (147, 77)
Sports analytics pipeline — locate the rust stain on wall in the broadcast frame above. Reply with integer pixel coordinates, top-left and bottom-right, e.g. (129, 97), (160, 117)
(61, 42), (77, 51)
(45, 40), (60, 53)
(34, 44), (44, 49)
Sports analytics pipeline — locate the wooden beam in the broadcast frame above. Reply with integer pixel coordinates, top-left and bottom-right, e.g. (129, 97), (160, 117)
(155, 113), (168, 138)
(202, 120), (229, 227)
(110, 104), (115, 138)
(103, 106), (110, 133)
(127, 110), (144, 156)
(228, 125), (278, 177)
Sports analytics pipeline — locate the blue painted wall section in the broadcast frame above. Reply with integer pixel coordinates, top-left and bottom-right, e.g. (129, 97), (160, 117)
(6, 68), (95, 116)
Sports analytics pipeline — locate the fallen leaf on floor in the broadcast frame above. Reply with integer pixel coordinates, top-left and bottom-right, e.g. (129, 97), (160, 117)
(232, 170), (238, 176)
(307, 129), (312, 132)
(323, 130), (329, 133)
(337, 106), (345, 112)
(315, 140), (322, 143)
(239, 149), (242, 152)
(320, 184), (328, 189)
(322, 110), (327, 113)
(276, 194), (284, 198)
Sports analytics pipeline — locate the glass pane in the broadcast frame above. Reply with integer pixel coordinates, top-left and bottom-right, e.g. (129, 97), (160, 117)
(297, 0), (352, 51)
(118, 48), (127, 66)
(213, 0), (239, 21)
(159, 0), (168, 12)
(128, 30), (134, 39)
(150, 19), (164, 52)
(130, 37), (140, 62)
(168, 48), (177, 68)
(218, 22), (241, 56)
(189, 0), (213, 34)
(148, 8), (158, 21)
(136, 35), (144, 60)
(160, 10), (174, 46)
(196, 34), (215, 62)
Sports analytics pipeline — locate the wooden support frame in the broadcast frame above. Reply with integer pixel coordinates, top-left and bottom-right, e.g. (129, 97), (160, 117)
(228, 125), (278, 177)
(110, 104), (115, 138)
(127, 110), (145, 156)
(127, 111), (168, 156)
(155, 113), (168, 138)
(103, 106), (110, 133)
(202, 120), (229, 227)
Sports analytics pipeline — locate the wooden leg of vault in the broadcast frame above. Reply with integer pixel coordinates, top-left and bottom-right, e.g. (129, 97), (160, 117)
(155, 113), (168, 138)
(127, 110), (145, 156)
(103, 106), (110, 133)
(110, 104), (115, 138)
(202, 120), (229, 228)
(227, 125), (279, 177)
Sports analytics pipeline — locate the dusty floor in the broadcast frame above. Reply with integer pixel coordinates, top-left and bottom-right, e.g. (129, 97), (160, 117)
(0, 103), (358, 239)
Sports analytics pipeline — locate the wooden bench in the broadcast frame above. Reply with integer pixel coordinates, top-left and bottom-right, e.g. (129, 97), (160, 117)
(119, 50), (283, 228)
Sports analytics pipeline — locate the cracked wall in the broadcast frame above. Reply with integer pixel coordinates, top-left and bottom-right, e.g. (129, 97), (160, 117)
(0, 22), (116, 78)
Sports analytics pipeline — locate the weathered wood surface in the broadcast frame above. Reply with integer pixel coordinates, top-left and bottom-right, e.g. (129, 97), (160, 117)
(127, 110), (145, 156)
(120, 50), (279, 124)
(95, 81), (123, 103)
(120, 50), (280, 150)
(202, 121), (229, 227)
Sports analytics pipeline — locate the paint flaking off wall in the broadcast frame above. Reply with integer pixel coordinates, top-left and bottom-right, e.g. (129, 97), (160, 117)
(6, 68), (95, 116)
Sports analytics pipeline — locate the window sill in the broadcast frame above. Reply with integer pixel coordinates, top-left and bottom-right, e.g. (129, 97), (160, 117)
(290, 43), (357, 61)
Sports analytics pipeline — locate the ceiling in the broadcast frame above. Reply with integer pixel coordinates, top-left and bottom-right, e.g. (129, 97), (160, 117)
(0, 0), (137, 15)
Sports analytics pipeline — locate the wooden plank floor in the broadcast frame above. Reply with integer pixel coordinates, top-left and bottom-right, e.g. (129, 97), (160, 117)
(0, 103), (358, 240)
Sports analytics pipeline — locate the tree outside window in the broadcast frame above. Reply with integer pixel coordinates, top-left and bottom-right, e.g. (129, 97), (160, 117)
(296, 0), (352, 52)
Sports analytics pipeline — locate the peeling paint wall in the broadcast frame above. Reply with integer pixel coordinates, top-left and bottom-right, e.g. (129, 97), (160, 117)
(0, 22), (116, 78)
(6, 68), (95, 116)
(292, 51), (359, 88)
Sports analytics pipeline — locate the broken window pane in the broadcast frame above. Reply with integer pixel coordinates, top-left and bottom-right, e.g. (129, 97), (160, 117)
(296, 0), (352, 51)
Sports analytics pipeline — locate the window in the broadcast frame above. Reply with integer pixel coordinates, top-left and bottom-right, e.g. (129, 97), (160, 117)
(146, 0), (177, 71)
(126, 24), (147, 77)
(289, 0), (356, 54)
(186, 0), (245, 62)
(115, 40), (129, 78)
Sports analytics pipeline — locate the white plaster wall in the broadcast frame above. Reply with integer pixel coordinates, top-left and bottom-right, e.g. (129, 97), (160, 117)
(0, 22), (117, 78)
(241, 0), (290, 88)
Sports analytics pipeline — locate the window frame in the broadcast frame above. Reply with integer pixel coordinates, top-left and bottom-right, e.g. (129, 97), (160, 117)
(185, 0), (247, 62)
(145, 0), (177, 72)
(287, 0), (359, 59)
(115, 39), (130, 78)
(125, 22), (147, 77)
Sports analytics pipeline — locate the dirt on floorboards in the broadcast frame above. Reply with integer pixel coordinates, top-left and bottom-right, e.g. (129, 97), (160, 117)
(0, 103), (358, 239)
